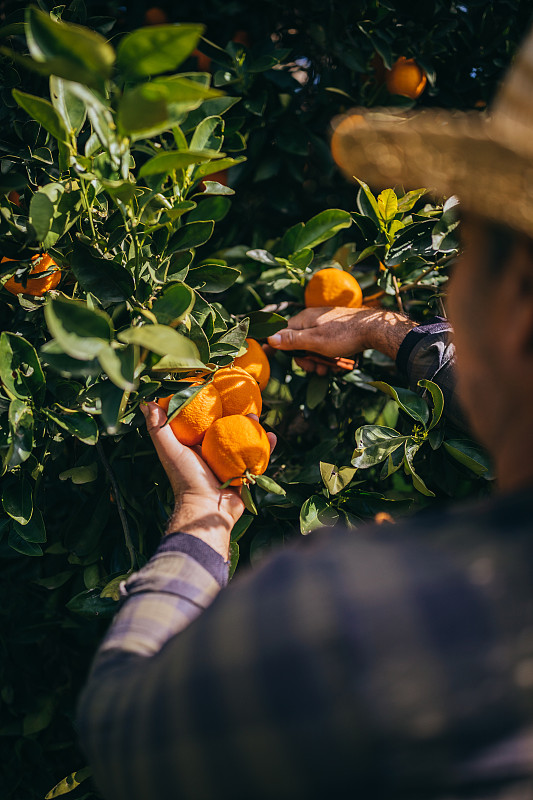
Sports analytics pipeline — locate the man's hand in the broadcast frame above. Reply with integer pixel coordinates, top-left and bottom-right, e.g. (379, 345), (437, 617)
(267, 306), (418, 373)
(141, 402), (276, 560)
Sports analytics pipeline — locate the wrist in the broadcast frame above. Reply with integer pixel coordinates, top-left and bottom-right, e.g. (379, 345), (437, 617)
(165, 499), (233, 560)
(362, 310), (418, 360)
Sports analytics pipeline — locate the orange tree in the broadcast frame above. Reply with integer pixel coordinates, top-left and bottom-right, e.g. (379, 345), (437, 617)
(0, 3), (524, 798)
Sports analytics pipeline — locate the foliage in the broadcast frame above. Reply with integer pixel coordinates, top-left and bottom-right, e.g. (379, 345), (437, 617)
(0, 1), (521, 798)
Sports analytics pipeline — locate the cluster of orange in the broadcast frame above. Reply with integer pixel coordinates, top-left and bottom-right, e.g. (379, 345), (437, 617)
(158, 339), (271, 485)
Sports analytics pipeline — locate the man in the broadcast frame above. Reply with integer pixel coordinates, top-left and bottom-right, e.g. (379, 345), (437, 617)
(77, 29), (533, 800)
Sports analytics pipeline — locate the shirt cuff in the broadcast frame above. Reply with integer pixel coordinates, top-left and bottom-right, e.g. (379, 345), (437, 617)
(154, 531), (229, 588)
(396, 316), (453, 376)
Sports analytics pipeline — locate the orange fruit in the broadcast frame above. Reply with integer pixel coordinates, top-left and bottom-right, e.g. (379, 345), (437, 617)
(7, 191), (21, 207)
(232, 29), (251, 47)
(385, 57), (427, 100)
(234, 339), (271, 391)
(144, 7), (168, 24)
(305, 268), (363, 309)
(202, 415), (270, 485)
(157, 383), (222, 446)
(212, 366), (262, 416)
(2, 254), (61, 296)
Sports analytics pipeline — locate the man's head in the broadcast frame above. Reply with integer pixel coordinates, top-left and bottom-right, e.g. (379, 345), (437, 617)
(447, 215), (533, 479)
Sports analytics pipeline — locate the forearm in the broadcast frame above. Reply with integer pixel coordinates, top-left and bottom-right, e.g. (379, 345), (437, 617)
(363, 310), (418, 360)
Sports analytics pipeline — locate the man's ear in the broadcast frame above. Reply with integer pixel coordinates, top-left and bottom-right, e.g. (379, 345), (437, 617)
(498, 237), (533, 359)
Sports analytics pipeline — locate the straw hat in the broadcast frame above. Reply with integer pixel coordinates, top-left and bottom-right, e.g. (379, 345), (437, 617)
(330, 31), (533, 237)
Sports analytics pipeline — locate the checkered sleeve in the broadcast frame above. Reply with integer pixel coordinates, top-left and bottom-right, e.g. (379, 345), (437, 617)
(396, 317), (469, 431)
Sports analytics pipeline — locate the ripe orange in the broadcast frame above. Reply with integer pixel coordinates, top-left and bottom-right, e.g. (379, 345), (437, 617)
(234, 339), (270, 391)
(192, 48), (211, 71)
(202, 415), (270, 485)
(232, 29), (251, 47)
(2, 254), (61, 296)
(212, 366), (262, 416)
(7, 191), (21, 207)
(385, 57), (427, 100)
(305, 268), (363, 309)
(157, 383), (222, 446)
(144, 7), (168, 24)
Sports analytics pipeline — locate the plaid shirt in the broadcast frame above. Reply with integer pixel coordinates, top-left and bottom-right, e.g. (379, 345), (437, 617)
(77, 325), (533, 799)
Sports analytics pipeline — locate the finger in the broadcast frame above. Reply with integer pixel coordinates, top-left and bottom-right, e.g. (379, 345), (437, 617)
(267, 325), (319, 351)
(141, 401), (187, 467)
(266, 431), (277, 453)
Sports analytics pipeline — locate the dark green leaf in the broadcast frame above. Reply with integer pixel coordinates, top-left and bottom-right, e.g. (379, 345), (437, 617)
(8, 529), (42, 557)
(40, 340), (101, 378)
(138, 149), (222, 178)
(44, 296), (113, 360)
(116, 24), (203, 79)
(12, 89), (69, 143)
(58, 464), (98, 484)
(241, 484), (257, 515)
(254, 474), (286, 496)
(306, 374), (329, 409)
(0, 332), (45, 403)
(352, 425), (407, 468)
(404, 441), (435, 496)
(187, 264), (240, 293)
(45, 766), (92, 799)
(70, 246), (134, 304)
(45, 408), (98, 445)
(230, 514), (253, 542)
(356, 179), (380, 225)
(300, 494), (339, 535)
(2, 473), (33, 524)
(118, 324), (202, 363)
(29, 182), (82, 248)
(370, 381), (430, 426)
(49, 76), (86, 135)
(294, 209), (352, 252)
(166, 383), (203, 417)
(443, 439), (492, 477)
(418, 379), (444, 430)
(386, 220), (435, 266)
(66, 588), (116, 618)
(4, 399), (34, 470)
(152, 282), (195, 326)
(187, 195), (231, 222)
(189, 115), (224, 153)
(168, 220), (214, 252)
(246, 311), (287, 339)
(13, 510), (46, 542)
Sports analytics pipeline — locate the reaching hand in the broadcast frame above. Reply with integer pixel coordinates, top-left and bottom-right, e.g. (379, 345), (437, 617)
(267, 306), (417, 373)
(141, 402), (276, 559)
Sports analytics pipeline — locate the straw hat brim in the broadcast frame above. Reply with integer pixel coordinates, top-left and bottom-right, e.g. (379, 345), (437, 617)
(331, 108), (533, 237)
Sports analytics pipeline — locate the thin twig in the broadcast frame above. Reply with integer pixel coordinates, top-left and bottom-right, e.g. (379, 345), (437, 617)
(96, 440), (136, 571)
(400, 264), (438, 293)
(392, 275), (404, 314)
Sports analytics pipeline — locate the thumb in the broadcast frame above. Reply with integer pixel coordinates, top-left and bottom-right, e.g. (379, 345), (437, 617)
(141, 401), (186, 465)
(267, 327), (317, 351)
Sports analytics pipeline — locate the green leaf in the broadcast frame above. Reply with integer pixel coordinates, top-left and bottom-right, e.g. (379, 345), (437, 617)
(0, 332), (45, 403)
(230, 514), (253, 542)
(246, 311), (287, 339)
(166, 383), (203, 417)
(370, 381), (430, 426)
(300, 494), (339, 535)
(352, 425), (408, 469)
(211, 319), (249, 357)
(97, 344), (137, 392)
(306, 374), (329, 410)
(396, 188), (427, 212)
(254, 474), (286, 496)
(13, 510), (46, 542)
(152, 282), (195, 326)
(187, 195), (231, 222)
(66, 588), (116, 618)
(187, 264), (240, 293)
(8, 529), (42, 557)
(168, 220), (214, 252)
(386, 220), (435, 266)
(118, 324), (202, 364)
(355, 179), (380, 225)
(69, 246), (134, 304)
(12, 89), (69, 143)
(45, 767), (92, 798)
(45, 408), (98, 445)
(320, 462), (357, 495)
(404, 441), (435, 496)
(2, 473), (33, 524)
(228, 541), (239, 580)
(193, 155), (245, 179)
(26, 6), (114, 88)
(377, 188), (398, 222)
(59, 464), (98, 484)
(40, 340), (101, 378)
(118, 78), (222, 140)
(4, 399), (34, 470)
(44, 296), (113, 360)
(293, 209), (352, 252)
(49, 76), (86, 135)
(241, 483), (257, 515)
(138, 149), (222, 178)
(29, 182), (82, 248)
(443, 439), (492, 477)
(189, 115), (224, 153)
(116, 24), (203, 79)
(418, 379), (444, 430)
